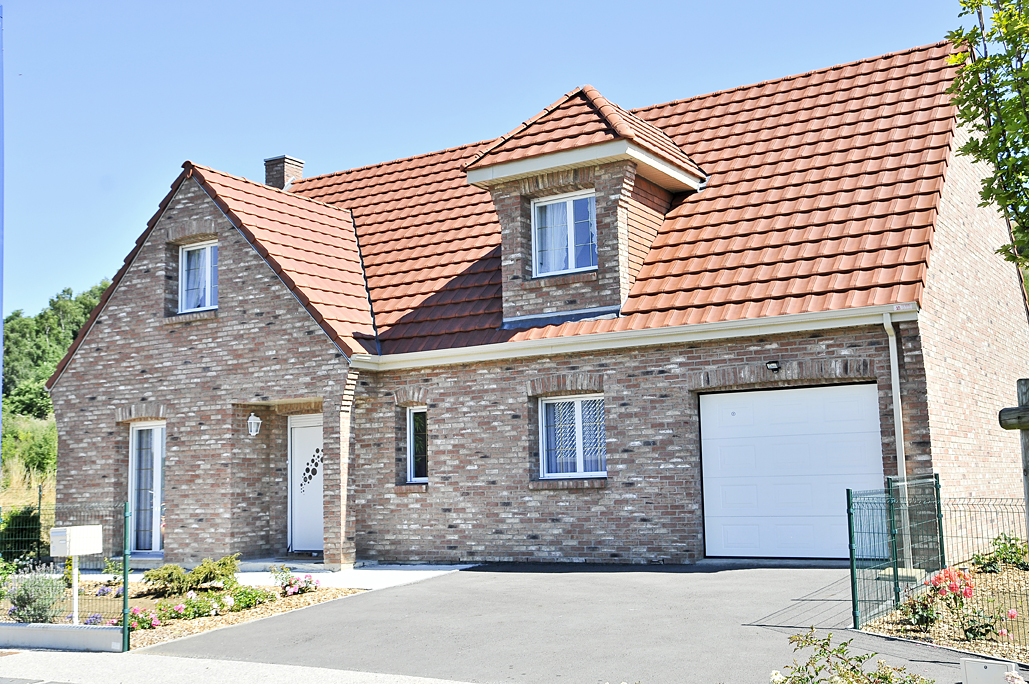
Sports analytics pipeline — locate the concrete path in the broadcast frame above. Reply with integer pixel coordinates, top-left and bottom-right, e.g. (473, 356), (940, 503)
(3, 563), (1024, 684)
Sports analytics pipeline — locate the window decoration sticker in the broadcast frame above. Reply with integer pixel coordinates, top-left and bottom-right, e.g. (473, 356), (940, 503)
(300, 447), (323, 493)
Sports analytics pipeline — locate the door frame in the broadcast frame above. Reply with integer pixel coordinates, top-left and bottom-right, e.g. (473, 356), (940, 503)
(127, 420), (165, 555)
(287, 413), (324, 552)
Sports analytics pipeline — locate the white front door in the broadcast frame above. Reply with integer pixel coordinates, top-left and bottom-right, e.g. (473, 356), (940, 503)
(700, 384), (885, 559)
(289, 415), (324, 552)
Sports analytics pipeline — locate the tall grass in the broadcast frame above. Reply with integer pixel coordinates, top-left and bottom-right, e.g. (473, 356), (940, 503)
(0, 457), (55, 508)
(1, 411), (57, 509)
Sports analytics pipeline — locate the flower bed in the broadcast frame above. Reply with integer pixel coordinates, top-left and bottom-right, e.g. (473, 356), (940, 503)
(864, 564), (1028, 663)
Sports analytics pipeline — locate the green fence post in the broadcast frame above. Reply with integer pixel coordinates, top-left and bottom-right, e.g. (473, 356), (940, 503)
(886, 476), (901, 609)
(934, 473), (946, 570)
(123, 502), (131, 652)
(847, 488), (861, 628)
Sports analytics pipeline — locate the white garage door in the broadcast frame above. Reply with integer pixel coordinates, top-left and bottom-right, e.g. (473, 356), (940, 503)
(700, 384), (885, 559)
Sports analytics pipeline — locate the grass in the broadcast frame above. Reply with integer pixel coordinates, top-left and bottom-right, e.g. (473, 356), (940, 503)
(0, 457), (55, 509)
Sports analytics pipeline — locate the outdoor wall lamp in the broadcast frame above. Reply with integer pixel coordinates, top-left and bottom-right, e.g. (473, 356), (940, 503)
(766, 361), (782, 373)
(247, 412), (263, 437)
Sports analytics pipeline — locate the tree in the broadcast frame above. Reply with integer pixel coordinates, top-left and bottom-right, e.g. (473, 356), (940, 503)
(948, 0), (1029, 268)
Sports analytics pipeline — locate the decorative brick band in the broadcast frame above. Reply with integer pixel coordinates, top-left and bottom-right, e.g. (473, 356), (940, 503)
(165, 217), (219, 244)
(682, 358), (877, 392)
(393, 386), (429, 407)
(516, 167), (595, 198)
(528, 478), (607, 491)
(114, 403), (168, 423)
(522, 271), (598, 290)
(274, 400), (323, 416)
(527, 372), (604, 397)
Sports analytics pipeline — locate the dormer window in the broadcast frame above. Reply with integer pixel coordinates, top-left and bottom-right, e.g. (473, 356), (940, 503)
(532, 191), (597, 277)
(179, 242), (218, 313)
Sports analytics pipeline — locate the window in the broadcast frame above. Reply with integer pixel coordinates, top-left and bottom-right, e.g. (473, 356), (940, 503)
(532, 191), (597, 277)
(407, 407), (428, 483)
(178, 242), (218, 313)
(129, 422), (165, 553)
(539, 395), (606, 478)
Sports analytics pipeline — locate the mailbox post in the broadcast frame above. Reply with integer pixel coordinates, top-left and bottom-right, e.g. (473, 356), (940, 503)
(999, 379), (1029, 535)
(49, 525), (103, 625)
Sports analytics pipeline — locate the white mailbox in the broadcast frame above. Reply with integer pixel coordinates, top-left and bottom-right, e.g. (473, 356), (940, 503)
(49, 525), (103, 557)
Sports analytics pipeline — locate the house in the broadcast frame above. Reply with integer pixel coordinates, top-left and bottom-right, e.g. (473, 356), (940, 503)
(48, 42), (1029, 567)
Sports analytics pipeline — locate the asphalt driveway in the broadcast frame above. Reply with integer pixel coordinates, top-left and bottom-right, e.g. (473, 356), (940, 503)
(142, 563), (983, 684)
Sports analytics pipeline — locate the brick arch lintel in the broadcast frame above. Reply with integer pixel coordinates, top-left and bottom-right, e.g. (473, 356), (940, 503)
(393, 386), (429, 407)
(114, 402), (168, 423)
(527, 372), (605, 398)
(682, 358), (877, 393)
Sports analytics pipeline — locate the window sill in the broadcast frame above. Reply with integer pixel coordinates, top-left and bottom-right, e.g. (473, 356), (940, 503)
(163, 310), (218, 325)
(528, 478), (607, 491)
(395, 483), (428, 494)
(524, 270), (598, 289)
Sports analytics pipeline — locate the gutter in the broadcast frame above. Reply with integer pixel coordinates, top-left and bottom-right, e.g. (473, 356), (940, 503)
(350, 302), (920, 372)
(882, 313), (907, 480)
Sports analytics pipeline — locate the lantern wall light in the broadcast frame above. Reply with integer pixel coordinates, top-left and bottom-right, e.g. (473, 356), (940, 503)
(247, 412), (263, 437)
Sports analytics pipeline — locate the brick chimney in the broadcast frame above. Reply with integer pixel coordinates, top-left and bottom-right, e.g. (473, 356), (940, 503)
(264, 155), (305, 189)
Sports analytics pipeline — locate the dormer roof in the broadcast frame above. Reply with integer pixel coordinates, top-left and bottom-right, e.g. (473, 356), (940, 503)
(465, 85), (706, 192)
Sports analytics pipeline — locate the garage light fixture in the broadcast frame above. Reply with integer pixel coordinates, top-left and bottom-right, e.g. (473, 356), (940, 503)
(765, 361), (781, 373)
(247, 412), (263, 437)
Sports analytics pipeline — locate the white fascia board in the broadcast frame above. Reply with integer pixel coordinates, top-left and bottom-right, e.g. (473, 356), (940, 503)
(465, 140), (704, 192)
(349, 302), (920, 372)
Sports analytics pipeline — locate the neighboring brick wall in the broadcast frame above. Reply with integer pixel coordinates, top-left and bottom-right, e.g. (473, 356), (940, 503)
(492, 161), (668, 320)
(919, 128), (1029, 498)
(51, 177), (350, 566)
(348, 324), (923, 563)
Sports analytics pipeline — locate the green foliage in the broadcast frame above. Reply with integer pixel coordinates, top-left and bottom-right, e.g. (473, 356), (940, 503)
(901, 591), (941, 632)
(142, 554), (240, 597)
(229, 584), (276, 611)
(947, 1), (1029, 268)
(0, 558), (15, 599)
(102, 557), (124, 577)
(1, 410), (57, 475)
(772, 629), (934, 684)
(5, 565), (66, 623)
(63, 557), (73, 588)
(972, 533), (1027, 572)
(2, 281), (109, 401)
(0, 506), (42, 559)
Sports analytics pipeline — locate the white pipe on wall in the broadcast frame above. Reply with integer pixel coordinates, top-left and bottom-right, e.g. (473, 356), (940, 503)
(883, 313), (907, 479)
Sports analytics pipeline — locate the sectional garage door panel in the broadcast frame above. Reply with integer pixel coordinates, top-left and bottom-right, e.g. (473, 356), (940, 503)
(700, 384), (885, 559)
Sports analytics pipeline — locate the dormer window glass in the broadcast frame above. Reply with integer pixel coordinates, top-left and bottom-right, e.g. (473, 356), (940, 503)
(532, 191), (597, 277)
(179, 242), (218, 313)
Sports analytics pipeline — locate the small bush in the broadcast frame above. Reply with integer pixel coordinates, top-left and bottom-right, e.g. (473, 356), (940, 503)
(142, 554), (240, 597)
(772, 628), (932, 684)
(0, 506), (41, 559)
(189, 554), (240, 588)
(972, 533), (1027, 573)
(142, 563), (189, 597)
(5, 565), (65, 623)
(270, 565), (319, 596)
(102, 557), (124, 577)
(901, 591), (940, 631)
(229, 584), (275, 611)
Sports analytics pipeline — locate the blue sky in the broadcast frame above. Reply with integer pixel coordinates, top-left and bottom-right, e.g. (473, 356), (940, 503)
(2, 0), (959, 317)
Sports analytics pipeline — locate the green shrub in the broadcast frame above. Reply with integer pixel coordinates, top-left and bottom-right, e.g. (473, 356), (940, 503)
(772, 629), (933, 684)
(102, 557), (123, 577)
(142, 554), (241, 597)
(142, 564), (190, 597)
(0, 506), (41, 559)
(229, 584), (275, 611)
(972, 533), (1028, 573)
(901, 591), (940, 632)
(0, 558), (16, 599)
(6, 566), (65, 623)
(189, 554), (240, 588)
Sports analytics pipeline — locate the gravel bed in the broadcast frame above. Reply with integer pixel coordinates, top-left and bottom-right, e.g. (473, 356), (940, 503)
(863, 565), (1029, 664)
(131, 586), (364, 649)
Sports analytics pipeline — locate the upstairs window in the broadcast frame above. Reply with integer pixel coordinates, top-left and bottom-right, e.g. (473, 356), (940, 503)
(532, 191), (597, 277)
(539, 394), (606, 478)
(179, 242), (218, 313)
(407, 407), (428, 483)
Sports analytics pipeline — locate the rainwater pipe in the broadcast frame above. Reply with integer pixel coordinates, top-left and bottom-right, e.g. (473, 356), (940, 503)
(883, 312), (913, 569)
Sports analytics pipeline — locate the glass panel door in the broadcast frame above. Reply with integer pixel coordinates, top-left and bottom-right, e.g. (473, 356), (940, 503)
(131, 424), (164, 552)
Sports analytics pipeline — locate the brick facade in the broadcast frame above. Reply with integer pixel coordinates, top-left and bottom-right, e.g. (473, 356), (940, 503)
(491, 161), (672, 321)
(918, 127), (1029, 498)
(51, 178), (351, 567)
(346, 324), (924, 563)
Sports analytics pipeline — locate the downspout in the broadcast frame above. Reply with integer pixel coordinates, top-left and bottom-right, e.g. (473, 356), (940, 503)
(883, 313), (907, 479)
(883, 312), (912, 570)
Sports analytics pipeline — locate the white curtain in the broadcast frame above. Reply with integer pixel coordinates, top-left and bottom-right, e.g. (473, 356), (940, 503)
(544, 401), (577, 474)
(184, 247), (208, 309)
(536, 202), (569, 275)
(581, 399), (606, 472)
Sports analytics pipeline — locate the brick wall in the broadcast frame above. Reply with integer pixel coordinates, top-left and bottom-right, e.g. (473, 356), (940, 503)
(919, 127), (1029, 498)
(348, 324), (923, 563)
(51, 177), (350, 566)
(491, 161), (668, 321)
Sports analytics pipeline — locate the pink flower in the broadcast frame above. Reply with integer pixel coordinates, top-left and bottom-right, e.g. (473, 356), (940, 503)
(1009, 609), (1018, 619)
(152, 618), (161, 626)
(948, 582), (959, 593)
(305, 574), (312, 580)
(131, 621), (138, 628)
(186, 591), (197, 599)
(938, 586), (948, 596)
(130, 606), (141, 615)
(174, 604), (185, 613)
(962, 586), (973, 599)
(1000, 629), (1009, 636)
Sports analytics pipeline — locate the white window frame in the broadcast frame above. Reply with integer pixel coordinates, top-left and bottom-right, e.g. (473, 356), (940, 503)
(127, 420), (166, 555)
(530, 190), (598, 278)
(538, 393), (607, 479)
(178, 241), (218, 314)
(407, 407), (428, 483)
